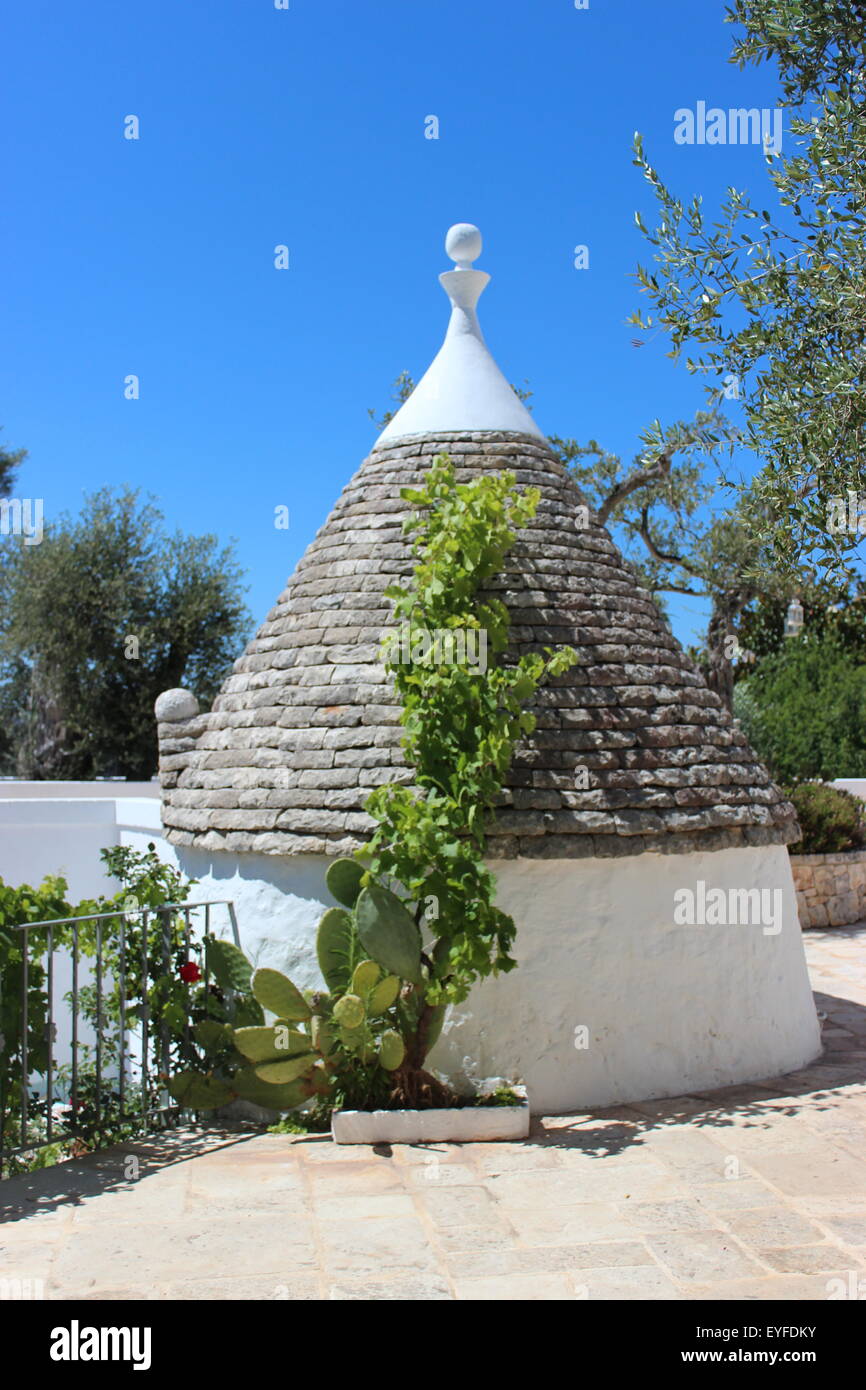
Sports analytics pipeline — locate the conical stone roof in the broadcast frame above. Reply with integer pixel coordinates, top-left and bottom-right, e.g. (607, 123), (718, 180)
(156, 228), (798, 860)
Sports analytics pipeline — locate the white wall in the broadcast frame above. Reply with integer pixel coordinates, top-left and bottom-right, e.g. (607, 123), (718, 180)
(0, 794), (822, 1114)
(432, 845), (820, 1111)
(0, 797), (162, 900)
(0, 780), (159, 799)
(166, 839), (821, 1114)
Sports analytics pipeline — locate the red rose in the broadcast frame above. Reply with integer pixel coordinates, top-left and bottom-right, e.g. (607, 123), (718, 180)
(179, 961), (201, 983)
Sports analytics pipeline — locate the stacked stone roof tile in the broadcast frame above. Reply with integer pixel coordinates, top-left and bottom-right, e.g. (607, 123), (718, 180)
(157, 430), (798, 858)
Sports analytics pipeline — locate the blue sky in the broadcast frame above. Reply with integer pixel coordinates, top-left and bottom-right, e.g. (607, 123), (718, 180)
(2, 0), (785, 647)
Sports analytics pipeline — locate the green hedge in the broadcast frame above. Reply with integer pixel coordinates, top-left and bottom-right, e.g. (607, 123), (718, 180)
(784, 781), (866, 855)
(734, 635), (866, 783)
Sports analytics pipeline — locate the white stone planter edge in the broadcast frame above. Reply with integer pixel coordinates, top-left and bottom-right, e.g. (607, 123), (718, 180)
(331, 1084), (529, 1144)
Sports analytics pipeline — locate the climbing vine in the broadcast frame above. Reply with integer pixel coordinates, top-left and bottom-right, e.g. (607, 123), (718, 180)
(362, 453), (577, 1066)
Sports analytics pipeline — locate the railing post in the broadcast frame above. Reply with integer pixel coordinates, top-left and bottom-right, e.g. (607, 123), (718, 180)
(71, 921), (79, 1129)
(183, 908), (192, 1062)
(94, 919), (103, 1132)
(20, 927), (29, 1152)
(118, 911), (127, 1120)
(227, 901), (241, 949)
(0, 947), (4, 1178)
(46, 927), (54, 1145)
(159, 907), (171, 1112)
(140, 909), (150, 1134)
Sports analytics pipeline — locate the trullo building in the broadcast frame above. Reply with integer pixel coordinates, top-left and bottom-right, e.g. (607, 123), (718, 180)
(155, 223), (821, 1111)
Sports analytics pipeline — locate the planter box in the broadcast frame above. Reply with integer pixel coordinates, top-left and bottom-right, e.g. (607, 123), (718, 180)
(790, 849), (866, 928)
(331, 1086), (529, 1145)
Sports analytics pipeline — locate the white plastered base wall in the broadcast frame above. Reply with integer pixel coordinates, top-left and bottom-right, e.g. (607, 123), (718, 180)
(134, 834), (820, 1114)
(428, 844), (821, 1112)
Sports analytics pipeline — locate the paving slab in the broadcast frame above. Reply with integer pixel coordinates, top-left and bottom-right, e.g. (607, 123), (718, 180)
(2, 924), (866, 1300)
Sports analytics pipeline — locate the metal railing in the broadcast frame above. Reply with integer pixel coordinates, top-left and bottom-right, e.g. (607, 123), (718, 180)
(0, 899), (240, 1178)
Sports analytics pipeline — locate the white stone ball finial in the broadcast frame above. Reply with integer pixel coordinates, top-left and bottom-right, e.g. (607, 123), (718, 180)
(155, 687), (200, 722)
(445, 222), (482, 270)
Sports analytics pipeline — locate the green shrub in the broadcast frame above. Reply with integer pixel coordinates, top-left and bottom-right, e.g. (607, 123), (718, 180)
(737, 635), (866, 782)
(0, 845), (237, 1174)
(731, 680), (762, 748)
(785, 781), (866, 855)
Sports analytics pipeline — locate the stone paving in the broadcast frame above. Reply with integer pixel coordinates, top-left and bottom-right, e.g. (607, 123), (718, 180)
(2, 925), (865, 1302)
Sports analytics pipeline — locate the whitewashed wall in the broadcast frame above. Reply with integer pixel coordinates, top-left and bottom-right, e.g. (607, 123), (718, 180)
(166, 839), (820, 1114)
(0, 790), (821, 1113)
(0, 780), (159, 799)
(433, 845), (821, 1110)
(0, 793), (160, 900)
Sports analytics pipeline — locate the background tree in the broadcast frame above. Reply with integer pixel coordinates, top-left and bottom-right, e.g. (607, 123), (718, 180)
(550, 411), (781, 705)
(368, 371), (416, 433)
(738, 575), (866, 660)
(733, 632), (866, 779)
(630, 0), (866, 575)
(733, 578), (866, 777)
(0, 488), (251, 780)
(0, 430), (28, 768)
(556, 419), (865, 708)
(0, 429), (26, 498)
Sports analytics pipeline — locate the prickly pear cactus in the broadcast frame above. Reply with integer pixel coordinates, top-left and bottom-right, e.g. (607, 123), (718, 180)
(170, 875), (433, 1118)
(253, 1054), (319, 1085)
(367, 973), (401, 1016)
(351, 959), (380, 996)
(333, 993), (366, 1030)
(252, 968), (311, 1021)
(168, 1072), (233, 1110)
(234, 1025), (311, 1062)
(379, 1030), (405, 1072)
(326, 857), (366, 908)
(316, 907), (360, 992)
(232, 1069), (319, 1111)
(355, 883), (423, 984)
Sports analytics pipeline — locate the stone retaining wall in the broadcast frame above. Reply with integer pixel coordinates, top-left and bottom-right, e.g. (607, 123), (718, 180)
(791, 849), (866, 928)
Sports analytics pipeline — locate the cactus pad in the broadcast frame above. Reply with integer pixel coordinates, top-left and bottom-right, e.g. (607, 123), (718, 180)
(312, 1014), (337, 1057)
(326, 857), (366, 908)
(251, 968), (312, 1021)
(333, 993), (366, 1030)
(205, 936), (253, 993)
(351, 959), (381, 995)
(167, 1071), (233, 1111)
(316, 907), (360, 992)
(232, 1068), (315, 1111)
(253, 1054), (318, 1085)
(379, 1031), (406, 1071)
(367, 974), (401, 1016)
(356, 884), (423, 984)
(193, 1020), (232, 1055)
(233, 1025), (311, 1063)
